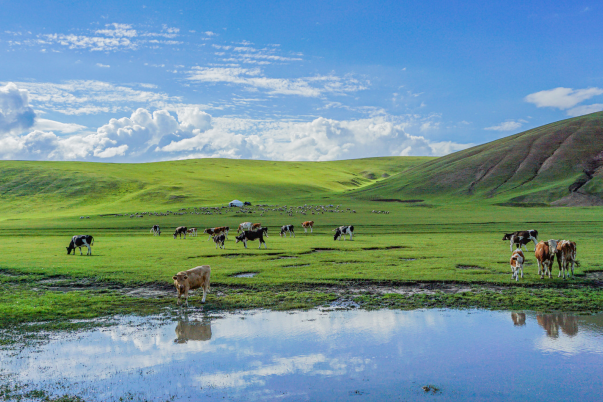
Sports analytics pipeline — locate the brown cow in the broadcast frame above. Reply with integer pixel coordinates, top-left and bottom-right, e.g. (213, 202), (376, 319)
(204, 226), (227, 240)
(510, 249), (524, 281)
(172, 265), (211, 306)
(556, 240), (577, 279)
(301, 220), (314, 233)
(251, 223), (262, 231)
(535, 240), (558, 279)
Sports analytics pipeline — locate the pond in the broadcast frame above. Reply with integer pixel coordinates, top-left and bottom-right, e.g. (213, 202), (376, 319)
(2, 309), (603, 401)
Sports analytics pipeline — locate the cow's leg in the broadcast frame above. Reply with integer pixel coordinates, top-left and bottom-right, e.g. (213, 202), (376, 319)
(79, 247), (83, 256)
(570, 260), (575, 278)
(310, 227), (313, 233)
(509, 238), (514, 252)
(244, 240), (247, 249)
(533, 238), (538, 251)
(538, 261), (543, 279)
(201, 287), (207, 303)
(87, 245), (92, 255)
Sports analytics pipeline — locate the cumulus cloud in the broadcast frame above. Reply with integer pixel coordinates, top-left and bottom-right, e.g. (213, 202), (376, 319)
(0, 82), (36, 135)
(33, 118), (87, 133)
(525, 87), (603, 115)
(484, 120), (526, 131)
(567, 104), (603, 117)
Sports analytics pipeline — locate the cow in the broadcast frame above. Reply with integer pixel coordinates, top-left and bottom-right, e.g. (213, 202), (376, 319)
(238, 222), (252, 233)
(174, 226), (187, 239)
(510, 249), (525, 281)
(556, 240), (577, 279)
(235, 230), (267, 249)
(150, 225), (161, 236)
(172, 265), (211, 306)
(280, 225), (295, 237)
(301, 221), (314, 233)
(333, 225), (354, 241)
(187, 228), (198, 237)
(257, 227), (268, 237)
(535, 240), (558, 279)
(66, 235), (94, 255)
(251, 223), (262, 231)
(502, 230), (539, 252)
(213, 234), (226, 249)
(204, 226), (228, 240)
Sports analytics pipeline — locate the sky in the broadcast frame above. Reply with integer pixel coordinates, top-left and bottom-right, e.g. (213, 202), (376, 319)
(1, 0), (602, 162)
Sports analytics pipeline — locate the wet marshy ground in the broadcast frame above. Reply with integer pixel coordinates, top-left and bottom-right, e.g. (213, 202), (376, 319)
(1, 309), (603, 401)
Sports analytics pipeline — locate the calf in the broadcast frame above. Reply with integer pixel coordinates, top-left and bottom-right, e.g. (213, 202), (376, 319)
(333, 225), (354, 241)
(174, 226), (187, 239)
(280, 225), (295, 237)
(510, 249), (525, 281)
(535, 240), (558, 279)
(301, 220), (314, 233)
(66, 235), (94, 255)
(187, 228), (198, 237)
(502, 230), (539, 252)
(204, 226), (228, 240)
(172, 265), (211, 306)
(238, 222), (252, 233)
(556, 240), (577, 279)
(150, 225), (161, 236)
(213, 234), (226, 249)
(235, 230), (267, 249)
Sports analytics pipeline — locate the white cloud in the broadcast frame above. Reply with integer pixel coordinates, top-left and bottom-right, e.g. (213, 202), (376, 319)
(525, 87), (603, 110)
(33, 118), (87, 133)
(567, 104), (603, 117)
(484, 120), (526, 131)
(96, 63), (110, 68)
(0, 82), (36, 135)
(94, 23), (137, 38)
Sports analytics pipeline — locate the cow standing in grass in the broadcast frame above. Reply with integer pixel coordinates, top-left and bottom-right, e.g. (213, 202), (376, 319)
(556, 240), (577, 279)
(535, 240), (558, 279)
(236, 230), (267, 249)
(238, 222), (252, 233)
(150, 225), (161, 236)
(333, 225), (354, 241)
(502, 230), (539, 252)
(510, 249), (525, 281)
(301, 221), (314, 233)
(213, 234), (226, 249)
(280, 225), (295, 237)
(174, 226), (187, 239)
(66, 235), (94, 255)
(173, 265), (211, 306)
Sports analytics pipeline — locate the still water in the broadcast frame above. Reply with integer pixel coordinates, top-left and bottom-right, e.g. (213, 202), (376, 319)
(2, 309), (603, 401)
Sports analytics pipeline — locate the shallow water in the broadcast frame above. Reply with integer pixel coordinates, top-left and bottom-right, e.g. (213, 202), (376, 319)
(2, 309), (603, 401)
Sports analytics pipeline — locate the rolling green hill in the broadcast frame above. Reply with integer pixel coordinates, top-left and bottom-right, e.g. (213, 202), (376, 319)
(355, 111), (603, 206)
(0, 157), (431, 219)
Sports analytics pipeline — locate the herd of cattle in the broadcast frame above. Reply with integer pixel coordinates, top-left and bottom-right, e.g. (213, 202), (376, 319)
(65, 224), (579, 307)
(502, 230), (577, 281)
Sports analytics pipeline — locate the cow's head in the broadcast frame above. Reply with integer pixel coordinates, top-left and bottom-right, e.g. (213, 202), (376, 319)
(502, 234), (512, 241)
(235, 233), (245, 243)
(66, 242), (74, 255)
(173, 273), (189, 294)
(333, 230), (341, 241)
(280, 228), (285, 237)
(173, 231), (179, 239)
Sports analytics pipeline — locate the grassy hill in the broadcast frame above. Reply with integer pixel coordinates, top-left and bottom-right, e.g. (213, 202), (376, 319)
(0, 156), (431, 219)
(355, 111), (603, 206)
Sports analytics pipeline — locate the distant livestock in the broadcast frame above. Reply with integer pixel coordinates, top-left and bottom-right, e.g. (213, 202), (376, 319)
(174, 226), (188, 239)
(333, 225), (354, 241)
(150, 225), (161, 236)
(510, 249), (525, 281)
(236, 230), (267, 249)
(280, 225), (295, 237)
(502, 230), (539, 252)
(535, 240), (558, 279)
(67, 235), (94, 256)
(173, 265), (211, 306)
(301, 221), (314, 233)
(556, 240), (577, 279)
(213, 234), (226, 249)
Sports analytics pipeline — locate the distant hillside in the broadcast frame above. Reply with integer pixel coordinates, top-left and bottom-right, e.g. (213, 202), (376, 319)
(0, 157), (431, 218)
(355, 112), (603, 206)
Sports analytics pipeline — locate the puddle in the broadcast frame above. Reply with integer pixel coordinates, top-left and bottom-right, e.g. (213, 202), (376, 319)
(362, 246), (405, 250)
(2, 309), (603, 401)
(231, 272), (258, 278)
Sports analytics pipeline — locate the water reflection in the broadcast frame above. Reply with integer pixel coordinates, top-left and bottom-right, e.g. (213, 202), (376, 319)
(537, 313), (578, 337)
(511, 312), (526, 326)
(174, 318), (212, 343)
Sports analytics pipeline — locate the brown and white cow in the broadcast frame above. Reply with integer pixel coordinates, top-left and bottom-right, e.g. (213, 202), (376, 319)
(238, 222), (252, 233)
(556, 240), (577, 280)
(510, 249), (525, 281)
(187, 228), (198, 237)
(535, 240), (558, 279)
(213, 234), (226, 249)
(174, 226), (187, 239)
(502, 230), (539, 252)
(204, 226), (228, 240)
(172, 265), (211, 306)
(251, 223), (262, 231)
(301, 220), (314, 233)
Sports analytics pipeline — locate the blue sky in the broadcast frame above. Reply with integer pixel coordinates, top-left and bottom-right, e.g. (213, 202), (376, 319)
(1, 0), (602, 161)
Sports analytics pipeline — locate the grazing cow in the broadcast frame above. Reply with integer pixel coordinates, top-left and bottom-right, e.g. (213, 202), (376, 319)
(535, 240), (558, 279)
(502, 230), (539, 252)
(172, 265), (211, 306)
(257, 227), (269, 237)
(238, 222), (252, 233)
(187, 228), (198, 237)
(333, 225), (354, 241)
(251, 223), (262, 231)
(150, 225), (161, 236)
(213, 234), (226, 249)
(510, 249), (525, 281)
(204, 226), (228, 240)
(174, 226), (187, 239)
(556, 240), (577, 279)
(66, 235), (94, 255)
(235, 230), (267, 249)
(301, 221), (314, 233)
(280, 225), (295, 237)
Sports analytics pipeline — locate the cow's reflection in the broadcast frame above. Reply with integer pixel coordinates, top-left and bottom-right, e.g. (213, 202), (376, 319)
(537, 313), (578, 338)
(175, 318), (212, 343)
(511, 312), (526, 326)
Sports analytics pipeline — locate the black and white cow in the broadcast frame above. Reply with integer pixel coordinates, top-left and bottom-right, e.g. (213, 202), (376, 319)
(257, 227), (269, 237)
(280, 225), (295, 238)
(235, 230), (267, 249)
(502, 230), (539, 252)
(213, 234), (226, 249)
(66, 235), (94, 255)
(333, 225), (354, 241)
(150, 225), (161, 236)
(174, 226), (187, 239)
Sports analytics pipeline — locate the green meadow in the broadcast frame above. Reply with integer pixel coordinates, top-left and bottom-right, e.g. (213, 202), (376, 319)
(1, 156), (603, 330)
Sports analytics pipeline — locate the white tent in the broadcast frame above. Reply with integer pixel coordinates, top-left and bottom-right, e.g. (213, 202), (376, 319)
(228, 200), (244, 207)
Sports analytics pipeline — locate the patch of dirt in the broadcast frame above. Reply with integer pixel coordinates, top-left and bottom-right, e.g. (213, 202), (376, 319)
(362, 246), (406, 250)
(372, 198), (424, 203)
(271, 256), (299, 260)
(456, 265), (487, 270)
(283, 264), (310, 268)
(301, 248), (335, 254)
